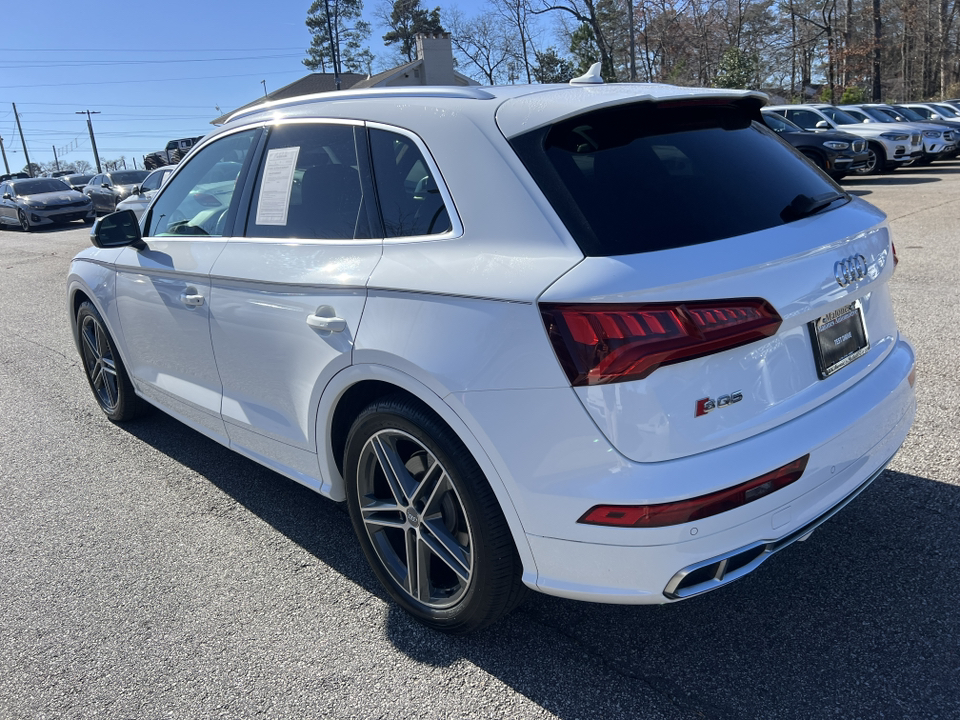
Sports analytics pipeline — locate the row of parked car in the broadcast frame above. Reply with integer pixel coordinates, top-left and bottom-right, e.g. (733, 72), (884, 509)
(0, 168), (168, 231)
(763, 100), (960, 178)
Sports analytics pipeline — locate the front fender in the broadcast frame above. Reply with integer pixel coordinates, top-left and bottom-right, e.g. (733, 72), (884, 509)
(66, 252), (124, 362)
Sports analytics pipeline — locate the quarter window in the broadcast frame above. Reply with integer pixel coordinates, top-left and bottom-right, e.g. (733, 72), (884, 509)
(146, 129), (257, 237)
(369, 128), (451, 237)
(245, 123), (373, 240)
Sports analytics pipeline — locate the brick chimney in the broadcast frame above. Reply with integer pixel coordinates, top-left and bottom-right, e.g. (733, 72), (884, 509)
(415, 33), (456, 86)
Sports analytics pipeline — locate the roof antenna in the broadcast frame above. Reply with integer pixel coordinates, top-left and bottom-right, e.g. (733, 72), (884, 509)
(570, 62), (604, 85)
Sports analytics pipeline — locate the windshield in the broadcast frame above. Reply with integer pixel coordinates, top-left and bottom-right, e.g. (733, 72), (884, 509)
(510, 102), (844, 257)
(111, 170), (149, 185)
(858, 107), (895, 122)
(819, 106), (861, 125)
(873, 107), (905, 122)
(894, 106), (927, 121)
(933, 104), (959, 117)
(66, 175), (94, 185)
(12, 179), (72, 195)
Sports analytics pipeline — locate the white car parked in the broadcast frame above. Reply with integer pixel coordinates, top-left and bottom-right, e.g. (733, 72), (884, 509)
(766, 103), (923, 174)
(68, 80), (916, 633)
(115, 165), (175, 219)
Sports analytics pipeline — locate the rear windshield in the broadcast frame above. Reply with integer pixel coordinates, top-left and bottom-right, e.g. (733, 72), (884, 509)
(509, 102), (844, 256)
(111, 171), (149, 185)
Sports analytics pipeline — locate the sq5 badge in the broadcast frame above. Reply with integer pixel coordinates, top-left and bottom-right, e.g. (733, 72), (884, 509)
(695, 391), (743, 417)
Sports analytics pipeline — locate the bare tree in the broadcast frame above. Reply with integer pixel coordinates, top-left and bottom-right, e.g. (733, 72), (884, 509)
(448, 8), (517, 83)
(492, 0), (541, 82)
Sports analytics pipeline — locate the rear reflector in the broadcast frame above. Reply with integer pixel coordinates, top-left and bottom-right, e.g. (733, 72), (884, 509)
(579, 455), (810, 528)
(541, 299), (782, 386)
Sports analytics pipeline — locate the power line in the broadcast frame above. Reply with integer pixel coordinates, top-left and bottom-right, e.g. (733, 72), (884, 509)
(0, 69), (298, 90)
(0, 53), (302, 70)
(1, 47), (303, 52)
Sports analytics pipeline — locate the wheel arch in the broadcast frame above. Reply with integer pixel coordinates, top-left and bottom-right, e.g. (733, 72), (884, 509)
(66, 264), (126, 368)
(317, 364), (539, 584)
(798, 146), (827, 167)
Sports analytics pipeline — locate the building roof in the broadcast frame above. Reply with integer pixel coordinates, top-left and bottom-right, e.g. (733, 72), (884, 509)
(211, 72), (369, 125)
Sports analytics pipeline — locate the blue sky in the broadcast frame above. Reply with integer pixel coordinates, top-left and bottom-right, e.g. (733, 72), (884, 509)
(1, 0), (486, 173)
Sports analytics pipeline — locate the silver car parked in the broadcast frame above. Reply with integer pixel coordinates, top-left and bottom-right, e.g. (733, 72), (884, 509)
(0, 177), (95, 231)
(115, 166), (174, 220)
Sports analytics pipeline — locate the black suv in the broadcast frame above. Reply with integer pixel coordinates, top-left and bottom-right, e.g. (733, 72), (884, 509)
(761, 110), (869, 180)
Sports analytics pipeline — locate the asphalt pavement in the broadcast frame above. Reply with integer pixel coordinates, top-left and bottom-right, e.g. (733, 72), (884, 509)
(0, 162), (958, 719)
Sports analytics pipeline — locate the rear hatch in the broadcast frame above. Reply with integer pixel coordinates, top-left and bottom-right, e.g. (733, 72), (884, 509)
(503, 92), (900, 463)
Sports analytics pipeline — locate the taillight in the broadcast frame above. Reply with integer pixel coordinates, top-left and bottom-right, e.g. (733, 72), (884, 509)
(541, 299), (782, 386)
(579, 455), (809, 528)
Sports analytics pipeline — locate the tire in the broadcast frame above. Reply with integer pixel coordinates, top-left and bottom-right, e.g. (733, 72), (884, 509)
(343, 395), (525, 634)
(854, 143), (886, 175)
(170, 149), (183, 164)
(76, 301), (150, 422)
(143, 157), (157, 171)
(18, 209), (31, 232)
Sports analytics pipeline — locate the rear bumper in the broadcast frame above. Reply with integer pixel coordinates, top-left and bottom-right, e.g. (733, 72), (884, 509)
(504, 336), (916, 604)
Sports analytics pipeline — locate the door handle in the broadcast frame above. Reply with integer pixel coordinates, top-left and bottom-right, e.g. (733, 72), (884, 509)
(180, 289), (205, 307)
(307, 305), (346, 333)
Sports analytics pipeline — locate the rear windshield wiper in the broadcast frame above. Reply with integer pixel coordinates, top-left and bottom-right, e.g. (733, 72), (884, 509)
(780, 191), (848, 222)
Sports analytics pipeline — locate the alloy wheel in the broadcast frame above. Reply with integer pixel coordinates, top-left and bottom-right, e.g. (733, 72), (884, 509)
(355, 429), (474, 609)
(18, 209), (30, 231)
(79, 314), (119, 413)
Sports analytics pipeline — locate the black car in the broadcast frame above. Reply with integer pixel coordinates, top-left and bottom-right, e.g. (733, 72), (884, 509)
(82, 170), (149, 214)
(61, 174), (95, 193)
(761, 110), (869, 180)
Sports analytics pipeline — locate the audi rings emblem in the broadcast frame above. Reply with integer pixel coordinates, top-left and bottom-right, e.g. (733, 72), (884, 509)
(834, 254), (868, 287)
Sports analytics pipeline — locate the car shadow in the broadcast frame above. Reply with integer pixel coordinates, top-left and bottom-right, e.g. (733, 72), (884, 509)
(11, 222), (92, 234)
(840, 175), (940, 187)
(119, 414), (960, 720)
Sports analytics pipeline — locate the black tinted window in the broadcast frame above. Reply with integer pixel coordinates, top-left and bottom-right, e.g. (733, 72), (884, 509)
(245, 123), (373, 240)
(369, 128), (451, 237)
(510, 102), (843, 257)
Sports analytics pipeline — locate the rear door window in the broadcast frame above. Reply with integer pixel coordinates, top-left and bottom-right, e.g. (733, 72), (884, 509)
(784, 109), (826, 129)
(244, 122), (375, 240)
(509, 101), (845, 257)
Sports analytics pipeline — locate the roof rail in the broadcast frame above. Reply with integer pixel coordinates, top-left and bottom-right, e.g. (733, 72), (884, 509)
(225, 86), (497, 124)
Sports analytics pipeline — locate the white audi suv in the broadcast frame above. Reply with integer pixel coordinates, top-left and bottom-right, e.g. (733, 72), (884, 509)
(67, 78), (916, 633)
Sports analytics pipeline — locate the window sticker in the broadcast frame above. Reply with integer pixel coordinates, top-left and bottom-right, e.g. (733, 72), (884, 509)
(256, 146), (300, 226)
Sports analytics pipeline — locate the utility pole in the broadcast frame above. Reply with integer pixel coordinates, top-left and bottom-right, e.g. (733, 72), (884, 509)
(12, 103), (32, 176)
(0, 137), (9, 175)
(52, 145), (61, 172)
(76, 110), (102, 173)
